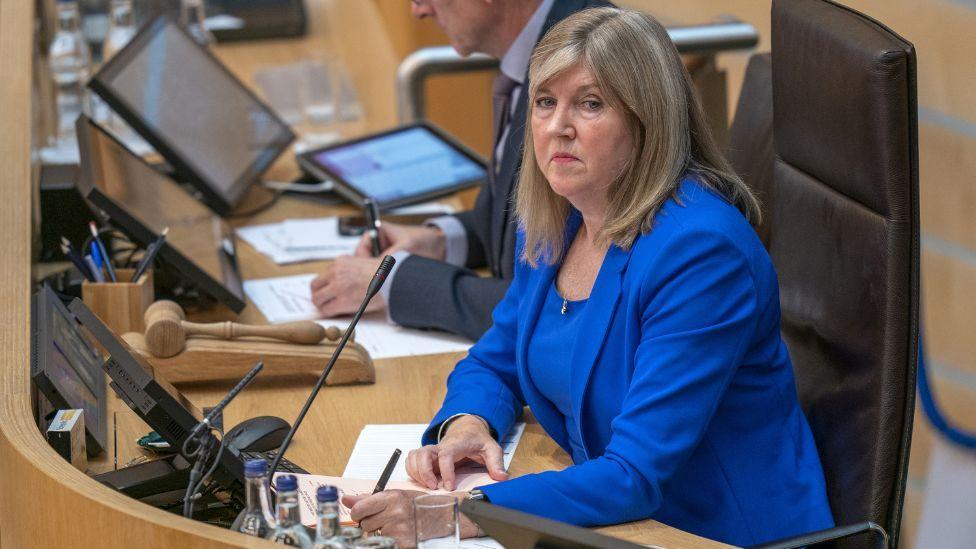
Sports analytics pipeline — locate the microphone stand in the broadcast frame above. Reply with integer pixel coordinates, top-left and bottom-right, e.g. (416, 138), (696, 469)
(269, 255), (395, 479)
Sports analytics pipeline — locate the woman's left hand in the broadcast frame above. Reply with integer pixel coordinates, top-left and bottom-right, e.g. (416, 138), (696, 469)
(344, 490), (481, 548)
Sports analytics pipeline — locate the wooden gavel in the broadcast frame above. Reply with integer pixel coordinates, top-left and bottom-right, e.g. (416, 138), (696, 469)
(143, 300), (342, 358)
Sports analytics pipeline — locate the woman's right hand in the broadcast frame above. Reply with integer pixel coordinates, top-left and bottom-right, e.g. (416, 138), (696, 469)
(353, 221), (446, 261)
(405, 415), (509, 491)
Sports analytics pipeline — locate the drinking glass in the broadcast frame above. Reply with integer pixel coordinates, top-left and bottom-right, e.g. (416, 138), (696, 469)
(414, 494), (459, 549)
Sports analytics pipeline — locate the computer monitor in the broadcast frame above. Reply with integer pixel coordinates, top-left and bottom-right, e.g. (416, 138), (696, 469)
(67, 297), (247, 500)
(459, 500), (648, 549)
(30, 285), (107, 457)
(87, 14), (295, 214)
(76, 114), (246, 313)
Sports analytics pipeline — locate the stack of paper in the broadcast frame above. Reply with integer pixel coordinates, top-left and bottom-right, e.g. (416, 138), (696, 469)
(242, 273), (473, 359)
(236, 218), (360, 264)
(236, 203), (456, 265)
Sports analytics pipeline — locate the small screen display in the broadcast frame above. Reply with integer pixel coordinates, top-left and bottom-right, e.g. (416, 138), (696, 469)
(92, 17), (293, 208)
(311, 126), (486, 203)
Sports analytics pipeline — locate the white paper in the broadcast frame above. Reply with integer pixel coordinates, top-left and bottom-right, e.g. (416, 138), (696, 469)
(236, 219), (359, 264)
(242, 274), (472, 359)
(343, 423), (526, 482)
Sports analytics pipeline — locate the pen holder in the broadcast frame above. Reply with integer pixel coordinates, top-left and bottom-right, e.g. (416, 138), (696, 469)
(82, 268), (154, 334)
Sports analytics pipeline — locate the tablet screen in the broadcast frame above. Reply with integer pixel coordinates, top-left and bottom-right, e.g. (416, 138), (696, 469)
(89, 16), (294, 214)
(77, 115), (246, 313)
(305, 125), (485, 206)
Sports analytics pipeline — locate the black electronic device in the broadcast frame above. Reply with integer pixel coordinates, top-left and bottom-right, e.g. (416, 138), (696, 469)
(296, 122), (487, 211)
(459, 500), (647, 549)
(68, 297), (302, 504)
(87, 14), (295, 215)
(76, 115), (246, 313)
(226, 415), (291, 452)
(30, 285), (107, 457)
(205, 0), (307, 42)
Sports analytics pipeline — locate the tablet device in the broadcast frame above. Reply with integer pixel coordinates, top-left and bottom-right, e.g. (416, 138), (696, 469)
(88, 14), (295, 215)
(31, 285), (107, 457)
(296, 122), (486, 210)
(76, 115), (246, 313)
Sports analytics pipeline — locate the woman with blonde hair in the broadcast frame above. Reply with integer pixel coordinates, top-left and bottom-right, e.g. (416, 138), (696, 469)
(344, 8), (834, 546)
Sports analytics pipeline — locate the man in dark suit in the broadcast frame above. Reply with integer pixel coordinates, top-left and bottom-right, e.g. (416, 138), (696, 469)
(311, 0), (612, 341)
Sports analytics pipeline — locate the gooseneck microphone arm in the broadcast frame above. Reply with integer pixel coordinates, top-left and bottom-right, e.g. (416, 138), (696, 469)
(187, 361), (264, 442)
(269, 255), (396, 478)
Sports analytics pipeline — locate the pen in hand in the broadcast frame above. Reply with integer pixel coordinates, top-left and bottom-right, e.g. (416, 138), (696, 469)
(363, 198), (382, 257)
(372, 448), (401, 494)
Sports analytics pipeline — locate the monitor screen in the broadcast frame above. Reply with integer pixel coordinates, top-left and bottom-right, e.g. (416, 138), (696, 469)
(31, 285), (107, 456)
(77, 115), (246, 312)
(88, 15), (295, 214)
(298, 123), (486, 209)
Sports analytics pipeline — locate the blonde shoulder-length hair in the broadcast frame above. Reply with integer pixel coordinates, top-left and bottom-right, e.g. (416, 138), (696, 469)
(515, 7), (761, 266)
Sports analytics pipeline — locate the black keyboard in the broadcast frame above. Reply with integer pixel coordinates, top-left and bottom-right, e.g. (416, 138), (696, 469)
(240, 450), (309, 474)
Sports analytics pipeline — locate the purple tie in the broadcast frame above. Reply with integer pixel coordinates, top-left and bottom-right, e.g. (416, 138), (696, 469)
(490, 72), (519, 184)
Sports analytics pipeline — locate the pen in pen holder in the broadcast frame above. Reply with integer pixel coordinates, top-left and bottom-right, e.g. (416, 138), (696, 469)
(81, 268), (154, 334)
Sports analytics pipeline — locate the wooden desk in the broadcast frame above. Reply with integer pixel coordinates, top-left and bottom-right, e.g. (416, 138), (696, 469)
(0, 2), (728, 547)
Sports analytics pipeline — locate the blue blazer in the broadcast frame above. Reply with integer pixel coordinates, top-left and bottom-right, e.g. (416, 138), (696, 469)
(422, 178), (834, 546)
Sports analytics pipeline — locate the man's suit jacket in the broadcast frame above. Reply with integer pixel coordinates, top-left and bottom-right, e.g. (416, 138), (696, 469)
(388, 0), (613, 341)
(421, 179), (835, 546)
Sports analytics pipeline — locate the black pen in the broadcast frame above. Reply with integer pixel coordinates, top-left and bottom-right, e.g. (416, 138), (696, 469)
(61, 237), (94, 281)
(372, 448), (401, 494)
(132, 227), (168, 282)
(363, 198), (382, 257)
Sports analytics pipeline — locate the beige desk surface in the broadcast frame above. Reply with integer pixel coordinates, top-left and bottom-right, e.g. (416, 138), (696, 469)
(0, 1), (729, 547)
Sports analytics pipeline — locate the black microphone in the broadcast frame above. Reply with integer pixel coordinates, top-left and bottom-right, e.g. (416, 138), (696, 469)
(187, 361), (264, 442)
(269, 256), (396, 478)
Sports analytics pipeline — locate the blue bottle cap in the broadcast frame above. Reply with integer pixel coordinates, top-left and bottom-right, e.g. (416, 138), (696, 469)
(316, 485), (339, 503)
(244, 458), (268, 477)
(276, 474), (298, 492)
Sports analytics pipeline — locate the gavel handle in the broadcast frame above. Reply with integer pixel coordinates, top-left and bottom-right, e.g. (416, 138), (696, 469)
(180, 320), (326, 345)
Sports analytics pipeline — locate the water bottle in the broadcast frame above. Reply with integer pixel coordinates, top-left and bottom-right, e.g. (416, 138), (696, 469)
(179, 0), (215, 47)
(102, 0), (137, 61)
(313, 486), (347, 549)
(268, 474), (313, 547)
(47, 0), (92, 146)
(236, 459), (277, 538)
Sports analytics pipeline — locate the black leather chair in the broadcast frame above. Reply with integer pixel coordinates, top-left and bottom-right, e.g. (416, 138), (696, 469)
(727, 53), (775, 247)
(757, 0), (920, 547)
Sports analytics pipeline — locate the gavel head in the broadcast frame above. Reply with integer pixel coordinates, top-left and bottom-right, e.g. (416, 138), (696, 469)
(144, 300), (186, 358)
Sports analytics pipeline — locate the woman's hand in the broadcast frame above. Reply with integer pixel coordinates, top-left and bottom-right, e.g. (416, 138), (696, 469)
(344, 490), (481, 549)
(405, 415), (509, 491)
(353, 221), (446, 261)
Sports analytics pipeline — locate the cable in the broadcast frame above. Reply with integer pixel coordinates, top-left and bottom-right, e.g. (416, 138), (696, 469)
(224, 190), (284, 219)
(182, 426), (228, 519)
(917, 335), (976, 449)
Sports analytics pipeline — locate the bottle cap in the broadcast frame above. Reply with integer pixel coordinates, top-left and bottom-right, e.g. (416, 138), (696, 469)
(316, 485), (339, 503)
(276, 474), (298, 492)
(244, 458), (268, 477)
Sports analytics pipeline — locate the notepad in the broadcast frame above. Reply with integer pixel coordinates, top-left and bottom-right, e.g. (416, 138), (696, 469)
(273, 423), (525, 528)
(342, 423), (526, 482)
(242, 274), (473, 359)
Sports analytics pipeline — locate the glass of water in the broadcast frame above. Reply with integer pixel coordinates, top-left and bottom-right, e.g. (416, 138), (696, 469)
(414, 494), (459, 549)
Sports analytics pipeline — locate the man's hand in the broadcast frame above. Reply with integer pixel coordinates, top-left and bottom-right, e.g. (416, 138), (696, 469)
(311, 256), (386, 317)
(405, 415), (508, 491)
(355, 221), (447, 261)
